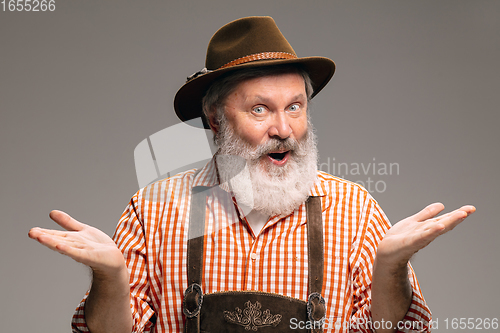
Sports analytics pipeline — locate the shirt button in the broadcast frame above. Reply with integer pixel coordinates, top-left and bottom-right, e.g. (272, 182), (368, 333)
(250, 253), (258, 260)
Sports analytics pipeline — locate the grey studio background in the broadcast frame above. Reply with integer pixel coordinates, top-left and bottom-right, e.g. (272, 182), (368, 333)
(1, 1), (499, 332)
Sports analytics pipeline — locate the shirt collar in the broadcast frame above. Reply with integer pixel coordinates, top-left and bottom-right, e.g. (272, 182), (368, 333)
(192, 157), (220, 188)
(308, 175), (327, 197)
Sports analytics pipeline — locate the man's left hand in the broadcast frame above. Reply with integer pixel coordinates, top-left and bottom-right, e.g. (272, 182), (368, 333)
(376, 203), (476, 268)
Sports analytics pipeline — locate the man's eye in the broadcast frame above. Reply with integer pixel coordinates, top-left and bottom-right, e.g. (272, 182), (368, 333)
(289, 104), (300, 112)
(253, 106), (265, 114)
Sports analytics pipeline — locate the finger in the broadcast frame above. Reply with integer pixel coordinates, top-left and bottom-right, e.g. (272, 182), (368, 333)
(416, 212), (468, 248)
(411, 203), (445, 222)
(32, 232), (84, 254)
(31, 228), (99, 264)
(434, 205), (476, 222)
(49, 210), (85, 232)
(28, 228), (89, 249)
(412, 207), (474, 250)
(28, 227), (44, 239)
(436, 210), (471, 232)
(32, 228), (90, 246)
(29, 227), (71, 239)
(433, 209), (465, 222)
(28, 227), (63, 240)
(458, 205), (476, 215)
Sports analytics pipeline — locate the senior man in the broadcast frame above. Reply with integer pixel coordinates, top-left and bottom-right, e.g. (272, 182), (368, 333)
(29, 17), (474, 333)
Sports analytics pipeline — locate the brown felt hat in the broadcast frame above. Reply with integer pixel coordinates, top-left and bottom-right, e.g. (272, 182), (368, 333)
(174, 16), (336, 128)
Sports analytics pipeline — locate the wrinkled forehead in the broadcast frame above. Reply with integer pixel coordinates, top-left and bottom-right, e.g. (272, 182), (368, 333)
(209, 65), (312, 107)
(226, 72), (307, 101)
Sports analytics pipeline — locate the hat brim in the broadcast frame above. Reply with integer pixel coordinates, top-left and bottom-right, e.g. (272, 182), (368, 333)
(174, 56), (336, 129)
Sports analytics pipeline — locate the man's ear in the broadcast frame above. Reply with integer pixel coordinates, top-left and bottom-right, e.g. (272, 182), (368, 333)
(207, 107), (219, 134)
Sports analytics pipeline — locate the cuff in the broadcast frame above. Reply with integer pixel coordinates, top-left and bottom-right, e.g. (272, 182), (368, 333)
(70, 291), (156, 333)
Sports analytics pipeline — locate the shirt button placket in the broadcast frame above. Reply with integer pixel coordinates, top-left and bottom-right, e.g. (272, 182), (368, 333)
(246, 239), (261, 289)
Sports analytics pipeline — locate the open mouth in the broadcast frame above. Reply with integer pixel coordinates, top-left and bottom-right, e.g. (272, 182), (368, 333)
(267, 151), (291, 165)
(268, 152), (287, 161)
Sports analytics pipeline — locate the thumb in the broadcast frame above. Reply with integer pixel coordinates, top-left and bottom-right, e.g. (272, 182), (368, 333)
(49, 210), (85, 232)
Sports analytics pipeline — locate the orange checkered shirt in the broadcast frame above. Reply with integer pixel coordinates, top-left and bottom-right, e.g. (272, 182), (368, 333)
(72, 159), (431, 332)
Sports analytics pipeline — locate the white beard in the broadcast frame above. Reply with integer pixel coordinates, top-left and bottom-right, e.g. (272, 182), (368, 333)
(216, 119), (318, 218)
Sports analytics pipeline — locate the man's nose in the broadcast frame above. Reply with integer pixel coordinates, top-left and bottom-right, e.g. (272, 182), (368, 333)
(268, 111), (292, 139)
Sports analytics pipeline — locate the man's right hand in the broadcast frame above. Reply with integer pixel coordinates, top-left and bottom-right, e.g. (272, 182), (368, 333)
(29, 210), (126, 275)
(29, 210), (133, 333)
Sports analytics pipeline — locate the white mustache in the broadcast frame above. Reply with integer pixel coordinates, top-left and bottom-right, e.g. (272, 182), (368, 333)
(251, 138), (299, 159)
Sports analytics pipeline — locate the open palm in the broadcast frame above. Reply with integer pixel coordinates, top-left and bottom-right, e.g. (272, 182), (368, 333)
(29, 210), (125, 275)
(376, 203), (476, 265)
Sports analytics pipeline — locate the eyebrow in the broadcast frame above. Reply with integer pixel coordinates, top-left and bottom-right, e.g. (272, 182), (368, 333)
(250, 93), (306, 104)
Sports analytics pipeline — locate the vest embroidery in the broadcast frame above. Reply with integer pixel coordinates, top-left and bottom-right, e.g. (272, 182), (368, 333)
(223, 300), (282, 330)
